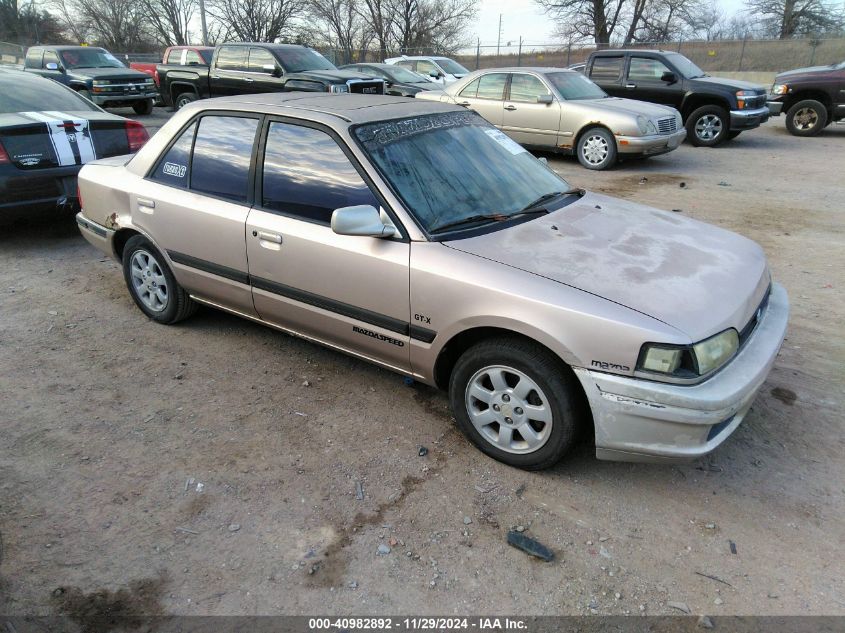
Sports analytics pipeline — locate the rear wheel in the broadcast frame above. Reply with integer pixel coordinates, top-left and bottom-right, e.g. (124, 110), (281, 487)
(122, 235), (197, 324)
(576, 127), (617, 170)
(133, 99), (154, 115)
(687, 105), (729, 146)
(785, 99), (827, 136)
(448, 337), (581, 470)
(175, 92), (197, 110)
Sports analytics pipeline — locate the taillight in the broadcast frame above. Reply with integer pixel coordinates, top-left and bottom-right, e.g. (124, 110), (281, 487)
(0, 140), (9, 164)
(77, 184), (84, 209)
(125, 120), (150, 153)
(154, 69), (160, 86)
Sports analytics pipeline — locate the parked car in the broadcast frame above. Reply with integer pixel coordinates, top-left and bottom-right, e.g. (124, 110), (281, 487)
(417, 67), (685, 169)
(339, 62), (434, 97)
(23, 46), (157, 115)
(767, 59), (845, 136)
(157, 43), (385, 110)
(74, 93), (788, 469)
(384, 55), (469, 85)
(130, 46), (214, 87)
(585, 49), (769, 146)
(0, 68), (148, 218)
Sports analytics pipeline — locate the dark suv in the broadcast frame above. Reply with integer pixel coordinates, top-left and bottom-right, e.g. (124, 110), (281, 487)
(24, 46), (157, 115)
(767, 60), (845, 136)
(585, 50), (769, 146)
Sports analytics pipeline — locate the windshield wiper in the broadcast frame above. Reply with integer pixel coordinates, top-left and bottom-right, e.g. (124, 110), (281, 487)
(520, 188), (585, 213)
(430, 213), (511, 234)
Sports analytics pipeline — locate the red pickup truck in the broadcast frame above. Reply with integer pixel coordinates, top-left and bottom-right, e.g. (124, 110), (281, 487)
(129, 46), (214, 87)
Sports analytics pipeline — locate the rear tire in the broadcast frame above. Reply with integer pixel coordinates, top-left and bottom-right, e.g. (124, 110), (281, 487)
(133, 99), (154, 115)
(448, 337), (581, 470)
(785, 99), (827, 136)
(175, 92), (197, 110)
(122, 235), (197, 324)
(687, 105), (729, 146)
(576, 127), (617, 170)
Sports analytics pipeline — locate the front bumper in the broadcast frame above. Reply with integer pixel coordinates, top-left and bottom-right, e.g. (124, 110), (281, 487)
(574, 283), (789, 463)
(91, 90), (158, 106)
(767, 99), (784, 116)
(616, 129), (686, 156)
(730, 106), (770, 130)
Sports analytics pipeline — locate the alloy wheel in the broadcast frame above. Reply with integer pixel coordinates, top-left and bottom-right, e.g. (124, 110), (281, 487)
(130, 249), (168, 312)
(792, 107), (819, 131)
(695, 114), (723, 141)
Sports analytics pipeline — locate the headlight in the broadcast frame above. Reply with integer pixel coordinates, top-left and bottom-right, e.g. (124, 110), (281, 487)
(636, 115), (657, 135)
(771, 83), (788, 96)
(329, 84), (349, 94)
(736, 90), (756, 109)
(638, 328), (739, 379)
(144, 77), (154, 83)
(92, 79), (108, 86)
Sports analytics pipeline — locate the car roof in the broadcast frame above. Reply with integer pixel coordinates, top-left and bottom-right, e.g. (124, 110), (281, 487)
(0, 67), (55, 84)
(592, 49), (669, 55)
(29, 45), (106, 51)
(219, 42), (308, 49)
(196, 92), (461, 124)
(469, 67), (576, 74)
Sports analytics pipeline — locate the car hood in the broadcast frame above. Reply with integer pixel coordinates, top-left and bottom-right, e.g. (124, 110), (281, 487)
(293, 69), (382, 82)
(444, 192), (770, 341)
(689, 75), (765, 92)
(573, 96), (677, 118)
(775, 64), (840, 80)
(70, 67), (151, 81)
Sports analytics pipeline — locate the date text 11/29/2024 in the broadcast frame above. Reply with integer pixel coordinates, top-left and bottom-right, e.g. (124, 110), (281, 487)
(308, 617), (528, 630)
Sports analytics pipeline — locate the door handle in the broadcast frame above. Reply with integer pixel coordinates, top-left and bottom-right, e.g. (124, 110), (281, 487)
(626, 83), (637, 89)
(255, 231), (282, 244)
(137, 198), (155, 209)
(244, 77), (254, 83)
(457, 101), (470, 107)
(504, 104), (517, 111)
(211, 75), (220, 80)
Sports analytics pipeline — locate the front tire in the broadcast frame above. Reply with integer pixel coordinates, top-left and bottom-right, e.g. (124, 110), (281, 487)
(785, 99), (827, 136)
(133, 99), (154, 115)
(576, 127), (617, 170)
(687, 105), (729, 146)
(448, 337), (581, 470)
(122, 235), (197, 324)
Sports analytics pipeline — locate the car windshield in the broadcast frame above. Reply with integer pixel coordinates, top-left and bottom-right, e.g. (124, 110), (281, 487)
(278, 48), (336, 72)
(545, 72), (607, 100)
(386, 65), (430, 83)
(665, 52), (706, 78)
(60, 49), (125, 69)
(435, 58), (469, 75)
(0, 77), (99, 113)
(355, 111), (572, 235)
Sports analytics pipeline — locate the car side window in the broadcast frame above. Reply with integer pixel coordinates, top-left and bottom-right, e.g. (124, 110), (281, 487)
(42, 50), (60, 69)
(396, 61), (415, 71)
(262, 122), (379, 225)
(459, 78), (479, 98)
(190, 116), (258, 203)
(248, 48), (276, 72)
(25, 48), (43, 68)
(589, 56), (623, 80)
(509, 74), (550, 102)
(416, 60), (437, 77)
(628, 57), (672, 81)
(216, 46), (247, 71)
(185, 50), (204, 65)
(476, 73), (508, 100)
(150, 122), (196, 188)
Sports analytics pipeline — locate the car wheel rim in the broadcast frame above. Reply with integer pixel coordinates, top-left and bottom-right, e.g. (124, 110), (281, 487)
(582, 135), (609, 165)
(793, 107), (818, 130)
(130, 249), (168, 313)
(177, 97), (190, 108)
(465, 365), (553, 454)
(695, 114), (722, 140)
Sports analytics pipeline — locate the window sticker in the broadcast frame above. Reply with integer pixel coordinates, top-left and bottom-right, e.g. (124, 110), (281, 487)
(483, 128), (526, 155)
(163, 162), (187, 178)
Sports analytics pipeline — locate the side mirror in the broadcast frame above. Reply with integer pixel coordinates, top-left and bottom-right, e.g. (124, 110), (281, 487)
(331, 205), (396, 238)
(429, 70), (441, 78)
(536, 94), (554, 104)
(45, 62), (60, 71)
(262, 64), (279, 76)
(661, 71), (677, 84)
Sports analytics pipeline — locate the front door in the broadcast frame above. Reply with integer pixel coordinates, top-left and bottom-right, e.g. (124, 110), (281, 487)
(246, 47), (284, 93)
(625, 56), (683, 108)
(502, 72), (560, 147)
(454, 72), (508, 128)
(246, 120), (412, 372)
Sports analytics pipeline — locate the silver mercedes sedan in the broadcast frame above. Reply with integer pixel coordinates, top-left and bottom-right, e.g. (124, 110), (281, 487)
(416, 67), (686, 170)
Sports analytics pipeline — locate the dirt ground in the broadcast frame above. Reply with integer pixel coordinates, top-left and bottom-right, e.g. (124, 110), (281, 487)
(0, 108), (843, 621)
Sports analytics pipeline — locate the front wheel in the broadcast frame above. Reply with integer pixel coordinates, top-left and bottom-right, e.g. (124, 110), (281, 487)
(576, 127), (617, 170)
(686, 105), (729, 146)
(448, 337), (581, 470)
(122, 235), (197, 324)
(133, 99), (154, 115)
(785, 99), (827, 136)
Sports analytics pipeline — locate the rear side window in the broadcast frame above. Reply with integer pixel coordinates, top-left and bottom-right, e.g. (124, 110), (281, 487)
(395, 61), (415, 71)
(191, 116), (258, 202)
(476, 73), (507, 100)
(216, 46), (247, 71)
(589, 56), (623, 80)
(151, 122), (196, 188)
(25, 48), (42, 68)
(261, 122), (378, 224)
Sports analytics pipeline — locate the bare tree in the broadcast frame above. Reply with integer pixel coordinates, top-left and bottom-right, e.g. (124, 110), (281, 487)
(207, 0), (305, 42)
(393, 0), (477, 53)
(634, 0), (704, 41)
(140, 0), (196, 46)
(536, 0), (649, 45)
(744, 0), (844, 38)
(308, 0), (366, 63)
(50, 0), (153, 50)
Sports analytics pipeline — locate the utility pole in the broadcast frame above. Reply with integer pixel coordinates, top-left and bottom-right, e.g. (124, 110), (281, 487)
(199, 0), (209, 46)
(496, 14), (503, 58)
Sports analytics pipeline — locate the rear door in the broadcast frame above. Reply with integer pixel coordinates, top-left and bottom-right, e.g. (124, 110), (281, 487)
(132, 113), (260, 315)
(210, 46), (248, 96)
(587, 55), (625, 97)
(502, 72), (560, 147)
(245, 119), (411, 372)
(454, 72), (508, 128)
